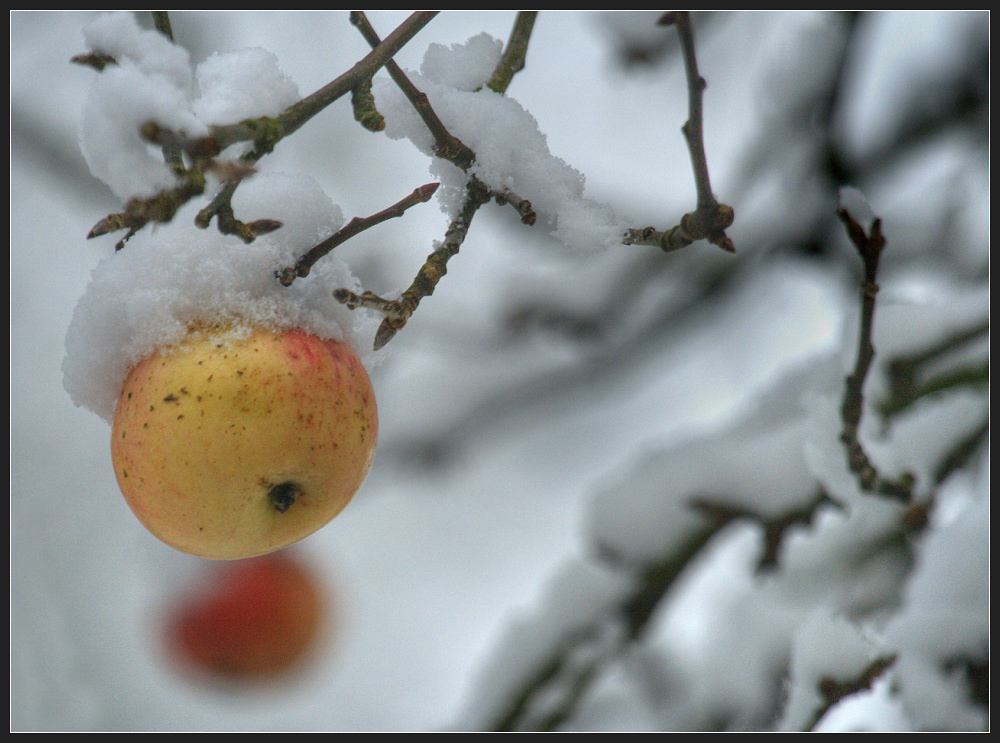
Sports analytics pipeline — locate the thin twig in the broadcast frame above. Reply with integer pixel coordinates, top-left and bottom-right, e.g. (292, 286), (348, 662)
(879, 318), (989, 421)
(487, 11), (538, 95)
(336, 181), (492, 350)
(277, 183), (440, 286)
(806, 655), (898, 731)
(625, 12), (735, 254)
(85, 12), (438, 247)
(671, 11), (715, 210)
(151, 11), (173, 42)
(623, 203), (735, 253)
(149, 13), (185, 172)
(160, 13), (438, 166)
(836, 208), (914, 502)
(494, 190), (537, 225)
(250, 12), (438, 151)
(334, 12), (542, 349)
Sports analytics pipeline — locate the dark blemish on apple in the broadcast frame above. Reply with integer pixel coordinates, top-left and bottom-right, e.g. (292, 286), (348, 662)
(164, 394), (179, 403)
(267, 481), (302, 514)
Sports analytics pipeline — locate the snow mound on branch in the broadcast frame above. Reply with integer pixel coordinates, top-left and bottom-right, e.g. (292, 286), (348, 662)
(79, 12), (300, 201)
(193, 47), (300, 126)
(420, 33), (505, 93)
(373, 32), (630, 253)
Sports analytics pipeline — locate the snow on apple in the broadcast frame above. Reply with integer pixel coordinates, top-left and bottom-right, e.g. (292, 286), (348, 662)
(65, 14), (383, 423)
(62, 170), (384, 424)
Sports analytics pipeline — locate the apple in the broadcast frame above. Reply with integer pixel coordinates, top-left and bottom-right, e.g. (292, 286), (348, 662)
(111, 323), (377, 560)
(166, 552), (326, 680)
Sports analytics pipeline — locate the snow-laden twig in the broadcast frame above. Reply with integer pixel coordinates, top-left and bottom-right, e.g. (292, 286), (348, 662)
(331, 12), (541, 349)
(83, 12), (439, 248)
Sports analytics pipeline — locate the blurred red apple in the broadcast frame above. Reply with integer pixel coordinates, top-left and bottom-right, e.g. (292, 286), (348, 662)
(166, 552), (326, 679)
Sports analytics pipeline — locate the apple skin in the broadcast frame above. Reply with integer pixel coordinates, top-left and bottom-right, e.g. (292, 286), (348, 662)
(166, 552), (326, 679)
(111, 324), (377, 560)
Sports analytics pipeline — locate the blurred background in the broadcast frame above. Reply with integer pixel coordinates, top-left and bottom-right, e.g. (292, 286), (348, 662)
(11, 11), (988, 731)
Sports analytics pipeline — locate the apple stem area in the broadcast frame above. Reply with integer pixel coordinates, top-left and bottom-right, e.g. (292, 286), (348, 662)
(267, 481), (302, 513)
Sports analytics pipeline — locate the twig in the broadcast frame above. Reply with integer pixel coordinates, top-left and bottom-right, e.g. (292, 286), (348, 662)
(84, 12), (438, 247)
(931, 415), (989, 488)
(87, 170), (207, 250)
(70, 51), (116, 71)
(231, 12), (438, 152)
(879, 318), (989, 421)
(806, 655), (898, 731)
(494, 190), (537, 225)
(627, 12), (735, 254)
(351, 11), (475, 169)
(334, 12), (541, 349)
(836, 208), (914, 502)
(276, 183), (440, 286)
(151, 11), (173, 42)
(671, 11), (715, 211)
(623, 204), (735, 253)
(688, 489), (835, 572)
(487, 12), (538, 95)
(179, 13), (438, 161)
(335, 181), (492, 350)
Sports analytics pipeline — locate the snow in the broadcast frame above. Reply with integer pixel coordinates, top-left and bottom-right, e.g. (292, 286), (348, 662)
(193, 47), (300, 126)
(12, 10), (989, 733)
(64, 17), (632, 422)
(374, 32), (630, 252)
(62, 171), (378, 423)
(78, 13), (302, 200)
(66, 14), (376, 422)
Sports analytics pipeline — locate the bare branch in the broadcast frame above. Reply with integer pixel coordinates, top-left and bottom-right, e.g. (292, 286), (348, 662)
(334, 12), (545, 349)
(836, 207), (914, 502)
(625, 12), (736, 255)
(487, 12), (538, 95)
(335, 181), (491, 351)
(277, 183), (440, 286)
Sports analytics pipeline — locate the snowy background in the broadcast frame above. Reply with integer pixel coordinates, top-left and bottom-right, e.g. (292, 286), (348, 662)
(10, 11), (988, 731)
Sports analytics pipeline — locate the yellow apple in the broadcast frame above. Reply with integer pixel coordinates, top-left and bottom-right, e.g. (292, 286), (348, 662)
(110, 323), (378, 559)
